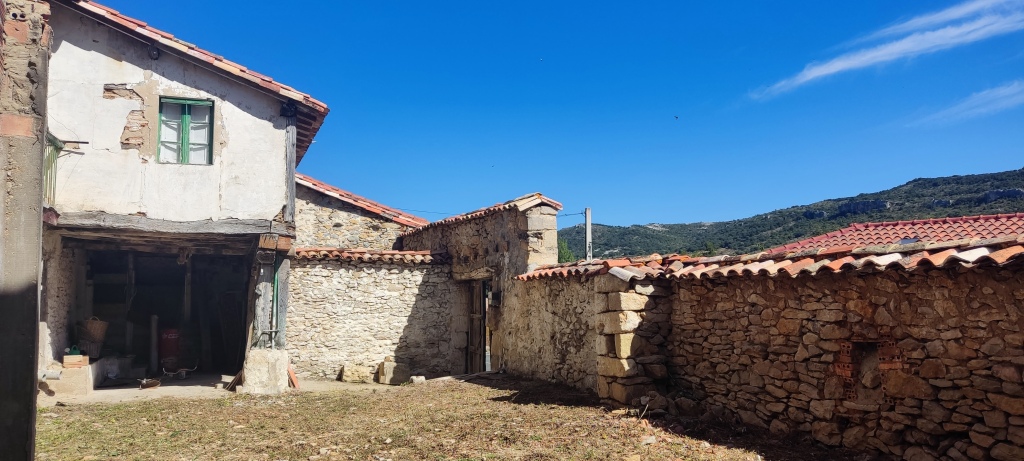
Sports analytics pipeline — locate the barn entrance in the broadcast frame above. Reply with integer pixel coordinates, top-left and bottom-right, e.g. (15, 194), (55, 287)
(68, 247), (252, 384)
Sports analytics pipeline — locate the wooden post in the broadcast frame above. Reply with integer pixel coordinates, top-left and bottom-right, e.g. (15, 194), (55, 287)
(274, 256), (289, 349)
(284, 115), (297, 223)
(182, 257), (192, 323)
(253, 250), (276, 348)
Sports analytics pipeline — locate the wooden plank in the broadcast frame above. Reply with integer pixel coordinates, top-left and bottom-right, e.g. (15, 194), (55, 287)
(287, 365), (300, 389)
(54, 212), (294, 237)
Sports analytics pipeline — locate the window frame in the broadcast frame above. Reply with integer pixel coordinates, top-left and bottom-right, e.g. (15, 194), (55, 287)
(158, 97), (214, 165)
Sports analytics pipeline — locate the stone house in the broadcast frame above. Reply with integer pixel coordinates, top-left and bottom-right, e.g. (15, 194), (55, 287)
(37, 0), (328, 394)
(516, 213), (1024, 460)
(286, 191), (562, 382)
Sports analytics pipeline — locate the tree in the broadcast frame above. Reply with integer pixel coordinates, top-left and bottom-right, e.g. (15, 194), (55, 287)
(557, 238), (577, 263)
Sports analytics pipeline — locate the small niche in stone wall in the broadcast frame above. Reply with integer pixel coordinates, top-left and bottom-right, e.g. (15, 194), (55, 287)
(831, 338), (902, 409)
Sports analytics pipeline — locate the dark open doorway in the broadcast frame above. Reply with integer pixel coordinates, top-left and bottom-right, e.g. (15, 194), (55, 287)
(79, 250), (250, 379)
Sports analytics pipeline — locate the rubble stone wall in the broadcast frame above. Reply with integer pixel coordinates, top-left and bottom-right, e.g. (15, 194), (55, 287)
(400, 205), (558, 290)
(494, 276), (601, 390)
(286, 259), (466, 382)
(38, 232), (81, 370)
(295, 185), (409, 250)
(667, 265), (1024, 460)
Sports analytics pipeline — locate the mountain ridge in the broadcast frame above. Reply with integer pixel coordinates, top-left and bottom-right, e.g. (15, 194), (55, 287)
(559, 168), (1024, 258)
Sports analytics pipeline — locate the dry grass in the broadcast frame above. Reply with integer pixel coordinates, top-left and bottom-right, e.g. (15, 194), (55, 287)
(36, 376), (858, 461)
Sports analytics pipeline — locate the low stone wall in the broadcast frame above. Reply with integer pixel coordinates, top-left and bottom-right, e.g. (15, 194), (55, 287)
(295, 185), (409, 250)
(494, 276), (601, 390)
(286, 258), (465, 382)
(667, 266), (1024, 460)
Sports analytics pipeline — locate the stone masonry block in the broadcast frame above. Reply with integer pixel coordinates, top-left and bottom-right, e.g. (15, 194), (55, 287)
(378, 361), (411, 385)
(614, 333), (647, 358)
(597, 377), (611, 398)
(597, 356), (638, 378)
(609, 292), (652, 312)
(596, 334), (614, 356)
(609, 382), (656, 404)
(634, 282), (670, 297)
(596, 310), (642, 335)
(594, 273), (630, 293)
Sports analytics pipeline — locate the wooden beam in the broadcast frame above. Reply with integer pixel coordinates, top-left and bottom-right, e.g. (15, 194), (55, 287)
(54, 212), (293, 237)
(62, 239), (251, 256)
(285, 116), (297, 223)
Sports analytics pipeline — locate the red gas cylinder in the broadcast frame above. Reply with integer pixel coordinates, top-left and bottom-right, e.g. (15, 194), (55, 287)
(160, 329), (180, 371)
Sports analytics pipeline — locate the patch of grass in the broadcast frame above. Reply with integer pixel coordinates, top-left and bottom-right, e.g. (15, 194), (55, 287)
(36, 378), (853, 460)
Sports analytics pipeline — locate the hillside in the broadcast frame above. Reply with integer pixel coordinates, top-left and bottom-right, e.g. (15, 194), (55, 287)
(559, 168), (1024, 258)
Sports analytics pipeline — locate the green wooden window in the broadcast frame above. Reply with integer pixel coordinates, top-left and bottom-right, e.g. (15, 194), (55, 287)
(159, 98), (213, 165)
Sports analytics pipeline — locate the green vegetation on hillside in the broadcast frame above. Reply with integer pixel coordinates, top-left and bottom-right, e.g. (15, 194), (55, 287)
(559, 168), (1024, 258)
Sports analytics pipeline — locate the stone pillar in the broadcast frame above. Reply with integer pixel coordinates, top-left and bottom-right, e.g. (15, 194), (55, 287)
(524, 205), (558, 271)
(593, 275), (672, 406)
(242, 249), (289, 394)
(0, 1), (50, 459)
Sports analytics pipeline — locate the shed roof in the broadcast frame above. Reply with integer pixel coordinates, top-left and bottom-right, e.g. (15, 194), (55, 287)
(295, 173), (428, 228)
(56, 0), (329, 162)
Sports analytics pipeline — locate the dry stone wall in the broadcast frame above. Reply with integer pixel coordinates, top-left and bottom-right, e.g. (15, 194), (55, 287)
(667, 265), (1024, 460)
(295, 185), (409, 250)
(286, 259), (464, 382)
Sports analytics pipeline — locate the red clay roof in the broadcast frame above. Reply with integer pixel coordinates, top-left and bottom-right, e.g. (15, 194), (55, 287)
(518, 235), (1024, 282)
(294, 248), (447, 265)
(768, 213), (1024, 253)
(296, 173), (428, 228)
(400, 193), (563, 237)
(57, 0), (328, 162)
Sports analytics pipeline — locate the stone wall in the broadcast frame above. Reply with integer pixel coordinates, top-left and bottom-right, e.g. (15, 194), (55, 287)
(38, 232), (81, 370)
(286, 258), (465, 382)
(294, 185), (409, 250)
(666, 265), (1024, 460)
(494, 276), (601, 390)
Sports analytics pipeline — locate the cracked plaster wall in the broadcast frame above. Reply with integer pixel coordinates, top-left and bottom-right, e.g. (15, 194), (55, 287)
(46, 5), (288, 222)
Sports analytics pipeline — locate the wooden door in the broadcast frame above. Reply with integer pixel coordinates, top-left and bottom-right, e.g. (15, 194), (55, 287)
(467, 280), (487, 373)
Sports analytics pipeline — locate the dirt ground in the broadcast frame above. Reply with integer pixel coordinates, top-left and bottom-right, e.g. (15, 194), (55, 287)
(36, 374), (870, 461)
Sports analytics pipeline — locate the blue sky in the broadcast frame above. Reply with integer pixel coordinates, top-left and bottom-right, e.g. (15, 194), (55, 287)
(103, 0), (1024, 227)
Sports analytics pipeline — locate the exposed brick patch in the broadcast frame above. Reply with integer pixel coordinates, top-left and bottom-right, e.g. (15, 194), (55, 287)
(0, 113), (35, 137)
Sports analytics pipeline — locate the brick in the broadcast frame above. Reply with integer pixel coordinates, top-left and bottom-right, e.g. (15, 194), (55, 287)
(0, 113), (36, 137)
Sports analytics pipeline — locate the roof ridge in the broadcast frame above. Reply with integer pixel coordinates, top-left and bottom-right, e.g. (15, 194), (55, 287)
(295, 173), (428, 228)
(399, 192), (563, 237)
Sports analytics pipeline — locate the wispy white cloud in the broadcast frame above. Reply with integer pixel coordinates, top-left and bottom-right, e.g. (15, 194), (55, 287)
(859, 0), (1020, 42)
(753, 0), (1024, 99)
(912, 79), (1024, 125)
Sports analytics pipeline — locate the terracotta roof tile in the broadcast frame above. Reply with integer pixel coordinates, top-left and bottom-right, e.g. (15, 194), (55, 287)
(295, 173), (428, 228)
(768, 213), (1024, 253)
(400, 193), (563, 238)
(294, 248), (447, 265)
(58, 0), (329, 162)
(517, 214), (1024, 282)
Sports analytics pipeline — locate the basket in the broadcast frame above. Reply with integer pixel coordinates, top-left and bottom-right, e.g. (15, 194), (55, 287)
(80, 339), (103, 359)
(82, 316), (108, 342)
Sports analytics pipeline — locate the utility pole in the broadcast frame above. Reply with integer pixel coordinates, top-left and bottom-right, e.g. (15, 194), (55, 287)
(585, 208), (593, 262)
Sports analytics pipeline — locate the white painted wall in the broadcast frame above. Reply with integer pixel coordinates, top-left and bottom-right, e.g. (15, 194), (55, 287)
(46, 6), (289, 222)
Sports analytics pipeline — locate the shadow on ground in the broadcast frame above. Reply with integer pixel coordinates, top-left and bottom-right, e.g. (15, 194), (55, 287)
(458, 372), (874, 461)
